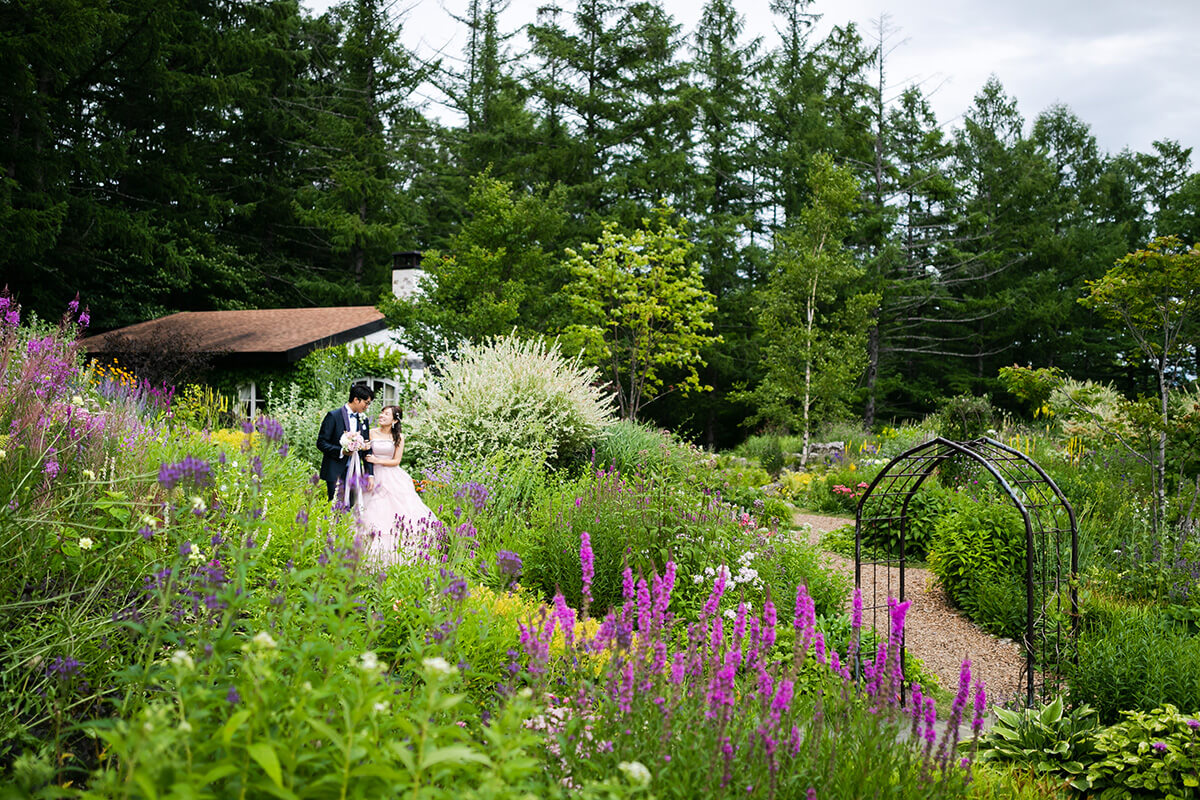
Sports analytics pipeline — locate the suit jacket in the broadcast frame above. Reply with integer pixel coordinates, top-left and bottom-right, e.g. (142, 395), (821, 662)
(317, 406), (374, 484)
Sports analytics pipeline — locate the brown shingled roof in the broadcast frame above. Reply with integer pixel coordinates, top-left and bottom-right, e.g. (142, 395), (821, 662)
(80, 307), (387, 363)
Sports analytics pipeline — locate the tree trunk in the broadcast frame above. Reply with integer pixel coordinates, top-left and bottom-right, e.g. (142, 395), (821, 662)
(864, 323), (878, 429)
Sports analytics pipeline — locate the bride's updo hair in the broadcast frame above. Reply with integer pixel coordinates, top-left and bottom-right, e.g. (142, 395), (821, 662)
(382, 405), (403, 448)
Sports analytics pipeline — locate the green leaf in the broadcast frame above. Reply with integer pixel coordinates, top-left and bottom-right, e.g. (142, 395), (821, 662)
(219, 710), (251, 747)
(418, 744), (491, 770)
(198, 763), (241, 787)
(247, 742), (283, 787)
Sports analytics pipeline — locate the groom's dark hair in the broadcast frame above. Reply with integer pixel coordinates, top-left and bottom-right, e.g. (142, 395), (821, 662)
(348, 384), (374, 403)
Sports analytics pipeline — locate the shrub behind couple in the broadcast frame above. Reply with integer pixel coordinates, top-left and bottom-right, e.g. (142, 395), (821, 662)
(315, 384), (437, 565)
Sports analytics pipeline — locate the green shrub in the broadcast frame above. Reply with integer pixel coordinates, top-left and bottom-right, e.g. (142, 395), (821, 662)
(410, 335), (617, 467)
(857, 484), (953, 559)
(934, 394), (998, 441)
(1070, 608), (1200, 724)
(1072, 704), (1200, 797)
(927, 498), (1026, 635)
(593, 420), (699, 480)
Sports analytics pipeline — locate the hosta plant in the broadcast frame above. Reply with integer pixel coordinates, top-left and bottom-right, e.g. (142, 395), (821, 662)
(1072, 704), (1200, 798)
(974, 696), (1098, 777)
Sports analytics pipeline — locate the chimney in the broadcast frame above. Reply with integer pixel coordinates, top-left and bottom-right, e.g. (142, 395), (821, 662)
(391, 251), (424, 299)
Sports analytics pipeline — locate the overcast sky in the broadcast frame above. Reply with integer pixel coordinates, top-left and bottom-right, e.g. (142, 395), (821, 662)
(304, 0), (1200, 160)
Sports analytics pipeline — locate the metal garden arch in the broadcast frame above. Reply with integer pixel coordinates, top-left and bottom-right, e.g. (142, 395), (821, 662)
(853, 436), (1078, 706)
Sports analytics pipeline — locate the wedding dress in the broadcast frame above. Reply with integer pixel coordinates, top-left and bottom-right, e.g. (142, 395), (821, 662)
(356, 438), (439, 566)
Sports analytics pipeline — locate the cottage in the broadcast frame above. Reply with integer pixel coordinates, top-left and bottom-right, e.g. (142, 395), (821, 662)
(80, 261), (426, 417)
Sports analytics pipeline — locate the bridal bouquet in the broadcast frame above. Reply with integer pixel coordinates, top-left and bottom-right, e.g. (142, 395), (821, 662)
(339, 430), (367, 453)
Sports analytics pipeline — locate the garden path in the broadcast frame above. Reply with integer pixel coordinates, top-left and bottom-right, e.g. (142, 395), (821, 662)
(794, 512), (1027, 707)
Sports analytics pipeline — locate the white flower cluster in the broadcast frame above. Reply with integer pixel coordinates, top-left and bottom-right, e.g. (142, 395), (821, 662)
(411, 336), (617, 464)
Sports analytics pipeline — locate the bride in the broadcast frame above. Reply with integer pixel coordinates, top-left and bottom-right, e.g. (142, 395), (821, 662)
(357, 405), (438, 565)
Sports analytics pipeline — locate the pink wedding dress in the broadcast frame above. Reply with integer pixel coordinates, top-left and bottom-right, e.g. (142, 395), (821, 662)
(356, 438), (439, 566)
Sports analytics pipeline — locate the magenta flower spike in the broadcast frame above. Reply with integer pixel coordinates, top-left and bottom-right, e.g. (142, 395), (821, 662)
(762, 597), (777, 652)
(580, 531), (594, 608)
(636, 576), (651, 633)
(622, 565), (635, 601)
(702, 566), (728, 619)
(553, 592), (576, 652)
(972, 678), (988, 736)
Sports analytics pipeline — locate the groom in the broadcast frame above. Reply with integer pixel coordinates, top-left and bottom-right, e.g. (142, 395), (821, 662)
(316, 384), (375, 502)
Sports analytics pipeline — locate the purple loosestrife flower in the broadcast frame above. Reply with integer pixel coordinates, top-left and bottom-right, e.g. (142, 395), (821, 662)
(579, 532), (594, 606)
(702, 566), (728, 618)
(618, 659), (635, 713)
(814, 630), (826, 666)
(972, 678), (987, 736)
(762, 597), (777, 653)
(622, 566), (635, 602)
(849, 588), (863, 659)
(910, 683), (925, 740)
(553, 593), (576, 651)
(670, 652), (686, 685)
(226, 686), (241, 705)
(923, 696), (937, 753)
(636, 577), (651, 633)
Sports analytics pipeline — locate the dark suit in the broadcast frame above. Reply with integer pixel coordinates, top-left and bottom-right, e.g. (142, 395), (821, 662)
(317, 406), (373, 501)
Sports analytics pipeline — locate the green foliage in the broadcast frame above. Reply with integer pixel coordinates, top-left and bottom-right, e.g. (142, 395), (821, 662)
(927, 498), (1027, 636)
(975, 697), (1099, 776)
(410, 335), (617, 468)
(742, 154), (880, 434)
(934, 393), (998, 441)
(857, 484), (953, 559)
(1070, 608), (1200, 724)
(592, 420), (701, 482)
(560, 209), (720, 421)
(1072, 704), (1200, 798)
(379, 172), (570, 365)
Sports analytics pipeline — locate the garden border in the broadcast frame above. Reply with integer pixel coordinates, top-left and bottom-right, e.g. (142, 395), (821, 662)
(854, 436), (1078, 706)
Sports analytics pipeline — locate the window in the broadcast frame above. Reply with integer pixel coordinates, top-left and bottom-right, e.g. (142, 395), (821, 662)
(237, 382), (266, 419)
(352, 377), (401, 407)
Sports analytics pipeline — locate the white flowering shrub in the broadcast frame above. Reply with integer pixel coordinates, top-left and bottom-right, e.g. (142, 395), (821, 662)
(410, 336), (617, 466)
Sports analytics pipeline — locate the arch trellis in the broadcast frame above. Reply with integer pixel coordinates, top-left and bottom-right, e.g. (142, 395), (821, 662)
(854, 437), (1078, 706)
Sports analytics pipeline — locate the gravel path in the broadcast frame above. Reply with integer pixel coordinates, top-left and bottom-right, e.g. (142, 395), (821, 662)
(795, 512), (1027, 706)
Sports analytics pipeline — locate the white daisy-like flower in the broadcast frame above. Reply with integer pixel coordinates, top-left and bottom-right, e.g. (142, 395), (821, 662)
(170, 650), (194, 670)
(78, 537), (94, 551)
(252, 631), (277, 649)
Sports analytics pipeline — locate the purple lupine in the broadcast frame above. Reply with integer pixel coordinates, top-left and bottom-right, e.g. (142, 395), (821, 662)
(579, 532), (594, 607)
